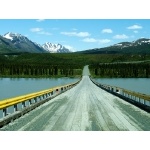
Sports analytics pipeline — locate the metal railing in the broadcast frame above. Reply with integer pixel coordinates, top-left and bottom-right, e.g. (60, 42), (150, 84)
(90, 78), (150, 112)
(0, 80), (80, 127)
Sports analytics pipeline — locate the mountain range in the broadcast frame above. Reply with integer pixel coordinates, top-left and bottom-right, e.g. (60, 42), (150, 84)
(0, 32), (71, 54)
(0, 32), (150, 54)
(42, 42), (70, 53)
(78, 38), (150, 54)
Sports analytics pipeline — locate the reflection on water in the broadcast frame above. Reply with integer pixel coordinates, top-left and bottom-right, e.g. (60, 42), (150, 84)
(0, 77), (79, 100)
(94, 78), (150, 95)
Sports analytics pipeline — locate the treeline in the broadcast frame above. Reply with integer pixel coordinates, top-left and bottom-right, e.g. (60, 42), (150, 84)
(89, 63), (150, 78)
(0, 64), (82, 77)
(0, 54), (83, 77)
(0, 53), (150, 78)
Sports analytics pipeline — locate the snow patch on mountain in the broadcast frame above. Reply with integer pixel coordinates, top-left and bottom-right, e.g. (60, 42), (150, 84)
(3, 32), (29, 43)
(3, 32), (14, 41)
(112, 38), (150, 49)
(114, 43), (122, 46)
(42, 42), (71, 53)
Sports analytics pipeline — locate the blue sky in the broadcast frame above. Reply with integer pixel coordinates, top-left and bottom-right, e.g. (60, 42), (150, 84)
(0, 19), (150, 51)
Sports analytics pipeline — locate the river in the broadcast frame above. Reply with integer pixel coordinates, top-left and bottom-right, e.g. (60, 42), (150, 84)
(0, 77), (149, 101)
(93, 78), (150, 95)
(0, 77), (80, 100)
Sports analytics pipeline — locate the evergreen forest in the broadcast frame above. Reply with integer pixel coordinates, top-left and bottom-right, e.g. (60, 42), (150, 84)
(0, 53), (150, 78)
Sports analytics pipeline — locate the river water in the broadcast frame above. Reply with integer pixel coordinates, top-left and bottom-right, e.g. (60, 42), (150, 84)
(0, 77), (149, 101)
(93, 78), (150, 95)
(0, 77), (149, 119)
(0, 77), (80, 100)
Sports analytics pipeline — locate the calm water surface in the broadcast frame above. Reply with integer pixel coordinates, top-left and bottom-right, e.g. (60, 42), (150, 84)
(0, 77), (149, 100)
(0, 77), (79, 100)
(94, 78), (150, 95)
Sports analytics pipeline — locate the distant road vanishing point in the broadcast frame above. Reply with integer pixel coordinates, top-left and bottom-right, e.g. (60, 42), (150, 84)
(1, 65), (150, 131)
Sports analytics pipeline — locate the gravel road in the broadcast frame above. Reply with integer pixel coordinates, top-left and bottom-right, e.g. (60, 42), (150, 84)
(1, 65), (150, 131)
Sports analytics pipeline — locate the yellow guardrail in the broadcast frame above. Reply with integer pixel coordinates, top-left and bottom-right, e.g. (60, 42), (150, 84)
(123, 89), (150, 101)
(90, 78), (150, 102)
(0, 82), (77, 110)
(100, 84), (150, 101)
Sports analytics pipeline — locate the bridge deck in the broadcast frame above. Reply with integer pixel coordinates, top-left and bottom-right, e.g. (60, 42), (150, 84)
(1, 66), (150, 131)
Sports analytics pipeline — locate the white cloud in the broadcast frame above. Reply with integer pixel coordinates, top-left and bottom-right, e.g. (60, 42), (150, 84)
(102, 29), (113, 33)
(36, 19), (45, 22)
(82, 38), (111, 44)
(113, 34), (128, 39)
(30, 28), (43, 32)
(98, 39), (111, 44)
(61, 32), (90, 37)
(82, 38), (97, 42)
(64, 45), (76, 52)
(30, 28), (51, 36)
(127, 25), (142, 29)
(37, 31), (52, 35)
(77, 32), (90, 37)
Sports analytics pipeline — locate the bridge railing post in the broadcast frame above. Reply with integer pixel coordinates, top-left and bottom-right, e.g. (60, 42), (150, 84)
(40, 96), (43, 100)
(140, 98), (144, 104)
(29, 99), (32, 106)
(49, 92), (52, 98)
(14, 104), (18, 112)
(34, 97), (37, 103)
(145, 99), (150, 106)
(3, 108), (7, 117)
(47, 93), (50, 98)
(22, 101), (26, 109)
(0, 80), (80, 121)
(61, 87), (64, 93)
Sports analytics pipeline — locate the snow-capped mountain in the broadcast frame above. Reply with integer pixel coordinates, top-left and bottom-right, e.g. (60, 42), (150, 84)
(1, 32), (72, 53)
(2, 32), (150, 54)
(2, 32), (45, 53)
(42, 42), (71, 53)
(3, 32), (28, 42)
(0, 35), (19, 53)
(79, 38), (150, 54)
(112, 38), (150, 49)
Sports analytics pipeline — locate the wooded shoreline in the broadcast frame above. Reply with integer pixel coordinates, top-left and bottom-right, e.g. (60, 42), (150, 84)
(0, 53), (150, 78)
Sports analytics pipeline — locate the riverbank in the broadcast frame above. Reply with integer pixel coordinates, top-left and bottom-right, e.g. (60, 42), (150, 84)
(0, 75), (82, 78)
